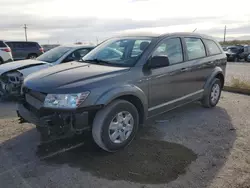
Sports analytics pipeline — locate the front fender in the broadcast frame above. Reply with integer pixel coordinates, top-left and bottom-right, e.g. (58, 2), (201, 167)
(95, 84), (148, 117)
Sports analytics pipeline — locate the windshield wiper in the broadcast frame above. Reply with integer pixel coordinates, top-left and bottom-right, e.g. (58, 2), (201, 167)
(84, 58), (113, 65)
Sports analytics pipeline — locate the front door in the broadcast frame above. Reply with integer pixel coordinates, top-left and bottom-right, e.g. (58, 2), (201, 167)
(148, 37), (202, 117)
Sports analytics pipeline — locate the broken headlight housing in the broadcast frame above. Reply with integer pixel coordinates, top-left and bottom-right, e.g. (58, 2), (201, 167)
(44, 92), (90, 109)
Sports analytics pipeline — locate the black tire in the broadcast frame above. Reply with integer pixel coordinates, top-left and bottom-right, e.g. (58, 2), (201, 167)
(92, 100), (139, 152)
(27, 54), (37, 59)
(201, 78), (222, 108)
(0, 58), (3, 64)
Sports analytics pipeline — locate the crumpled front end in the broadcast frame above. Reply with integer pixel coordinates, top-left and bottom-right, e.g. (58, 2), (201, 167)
(17, 88), (99, 142)
(0, 71), (23, 97)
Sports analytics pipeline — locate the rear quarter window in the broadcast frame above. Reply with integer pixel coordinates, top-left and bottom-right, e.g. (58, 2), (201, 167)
(203, 39), (222, 55)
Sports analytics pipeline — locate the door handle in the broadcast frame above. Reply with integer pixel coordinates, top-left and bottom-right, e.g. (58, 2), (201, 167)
(207, 61), (214, 65)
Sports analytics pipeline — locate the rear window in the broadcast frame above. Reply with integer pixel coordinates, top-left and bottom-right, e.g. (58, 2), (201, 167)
(203, 39), (221, 55)
(0, 41), (7, 48)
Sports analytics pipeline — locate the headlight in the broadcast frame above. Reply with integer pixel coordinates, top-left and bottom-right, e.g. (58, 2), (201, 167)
(44, 92), (90, 109)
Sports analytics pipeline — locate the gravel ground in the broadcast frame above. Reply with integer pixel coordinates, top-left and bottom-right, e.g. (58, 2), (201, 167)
(0, 92), (249, 188)
(225, 62), (250, 86)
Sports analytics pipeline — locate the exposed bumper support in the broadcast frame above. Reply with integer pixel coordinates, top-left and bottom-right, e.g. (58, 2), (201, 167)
(17, 103), (93, 141)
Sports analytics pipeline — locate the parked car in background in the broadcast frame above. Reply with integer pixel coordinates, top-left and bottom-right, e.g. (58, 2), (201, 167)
(241, 45), (250, 61)
(224, 45), (244, 61)
(0, 40), (13, 64)
(247, 54), (250, 62)
(5, 41), (44, 60)
(0, 45), (95, 98)
(17, 32), (226, 152)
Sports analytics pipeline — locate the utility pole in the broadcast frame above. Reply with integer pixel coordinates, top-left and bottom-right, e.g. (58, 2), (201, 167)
(193, 28), (197, 32)
(223, 25), (227, 43)
(24, 24), (28, 41)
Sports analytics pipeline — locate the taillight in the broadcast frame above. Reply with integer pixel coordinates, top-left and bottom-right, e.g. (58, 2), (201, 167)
(39, 48), (44, 53)
(1, 47), (11, 52)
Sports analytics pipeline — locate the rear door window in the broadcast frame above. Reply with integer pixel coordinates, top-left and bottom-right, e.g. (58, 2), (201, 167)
(203, 39), (221, 55)
(184, 38), (206, 60)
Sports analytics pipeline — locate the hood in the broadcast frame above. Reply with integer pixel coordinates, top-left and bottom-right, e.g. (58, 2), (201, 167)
(0, 59), (48, 75)
(24, 61), (129, 93)
(18, 64), (51, 77)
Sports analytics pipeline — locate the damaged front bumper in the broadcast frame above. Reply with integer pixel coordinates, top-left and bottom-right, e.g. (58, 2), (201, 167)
(0, 71), (23, 97)
(17, 93), (101, 142)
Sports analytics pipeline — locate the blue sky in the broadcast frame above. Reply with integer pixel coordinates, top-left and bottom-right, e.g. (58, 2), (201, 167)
(1, 0), (250, 44)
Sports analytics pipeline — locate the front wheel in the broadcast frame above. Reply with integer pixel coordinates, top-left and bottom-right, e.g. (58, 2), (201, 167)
(201, 78), (222, 108)
(92, 100), (139, 152)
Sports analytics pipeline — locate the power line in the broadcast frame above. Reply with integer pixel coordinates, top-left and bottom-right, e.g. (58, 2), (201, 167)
(24, 24), (28, 41)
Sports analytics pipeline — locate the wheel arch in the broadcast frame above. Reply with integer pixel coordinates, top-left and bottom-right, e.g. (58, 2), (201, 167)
(94, 85), (148, 125)
(203, 67), (224, 98)
(204, 67), (224, 89)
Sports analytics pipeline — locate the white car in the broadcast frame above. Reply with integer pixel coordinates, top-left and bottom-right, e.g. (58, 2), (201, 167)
(0, 41), (13, 64)
(0, 45), (95, 97)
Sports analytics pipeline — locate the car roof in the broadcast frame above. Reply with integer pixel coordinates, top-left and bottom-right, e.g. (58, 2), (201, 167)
(61, 45), (96, 49)
(5, 41), (40, 43)
(112, 32), (216, 40)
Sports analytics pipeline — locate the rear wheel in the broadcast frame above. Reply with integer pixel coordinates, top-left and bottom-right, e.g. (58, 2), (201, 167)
(0, 58), (3, 64)
(202, 78), (222, 108)
(92, 100), (139, 152)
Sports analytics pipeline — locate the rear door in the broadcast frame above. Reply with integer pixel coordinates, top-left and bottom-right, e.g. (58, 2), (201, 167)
(148, 37), (199, 116)
(181, 37), (212, 92)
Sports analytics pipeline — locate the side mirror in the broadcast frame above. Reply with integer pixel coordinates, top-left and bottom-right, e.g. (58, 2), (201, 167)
(148, 55), (170, 69)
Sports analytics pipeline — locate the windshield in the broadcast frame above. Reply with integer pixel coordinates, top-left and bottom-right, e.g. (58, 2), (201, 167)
(82, 37), (152, 67)
(36, 46), (72, 63)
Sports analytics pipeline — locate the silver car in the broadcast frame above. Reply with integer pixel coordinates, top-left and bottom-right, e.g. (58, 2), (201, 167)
(0, 45), (95, 97)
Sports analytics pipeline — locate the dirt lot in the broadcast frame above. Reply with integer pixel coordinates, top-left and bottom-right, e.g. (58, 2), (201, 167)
(226, 62), (250, 86)
(0, 92), (250, 188)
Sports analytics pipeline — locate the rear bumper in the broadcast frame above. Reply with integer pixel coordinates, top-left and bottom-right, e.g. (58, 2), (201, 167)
(17, 102), (94, 141)
(5, 58), (13, 63)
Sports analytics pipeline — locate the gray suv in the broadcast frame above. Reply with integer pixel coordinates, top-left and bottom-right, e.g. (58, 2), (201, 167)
(6, 41), (44, 60)
(17, 32), (227, 152)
